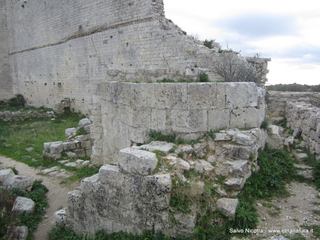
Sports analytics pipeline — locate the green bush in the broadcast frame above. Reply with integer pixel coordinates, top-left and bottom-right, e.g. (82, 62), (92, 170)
(198, 73), (209, 82)
(8, 94), (26, 108)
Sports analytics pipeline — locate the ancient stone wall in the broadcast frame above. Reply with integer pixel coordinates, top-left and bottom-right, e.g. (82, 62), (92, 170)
(5, 0), (227, 113)
(91, 82), (266, 164)
(267, 91), (320, 156)
(0, 0), (13, 100)
(67, 128), (267, 236)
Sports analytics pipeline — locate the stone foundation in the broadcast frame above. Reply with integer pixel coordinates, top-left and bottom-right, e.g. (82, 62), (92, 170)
(66, 128), (266, 236)
(91, 82), (266, 164)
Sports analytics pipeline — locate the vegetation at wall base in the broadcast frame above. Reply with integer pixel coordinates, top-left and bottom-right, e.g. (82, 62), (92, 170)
(0, 181), (48, 240)
(49, 148), (296, 240)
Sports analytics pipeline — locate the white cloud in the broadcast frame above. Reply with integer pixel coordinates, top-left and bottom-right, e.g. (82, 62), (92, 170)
(163, 0), (320, 85)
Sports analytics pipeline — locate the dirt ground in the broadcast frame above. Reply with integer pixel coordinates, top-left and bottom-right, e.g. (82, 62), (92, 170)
(0, 156), (78, 240)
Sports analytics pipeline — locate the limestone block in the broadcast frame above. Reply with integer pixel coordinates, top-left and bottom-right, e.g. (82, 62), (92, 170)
(217, 198), (239, 219)
(214, 133), (232, 141)
(208, 109), (230, 130)
(193, 142), (208, 159)
(0, 168), (15, 184)
(119, 148), (158, 176)
(78, 118), (91, 129)
(139, 141), (175, 154)
(4, 175), (33, 190)
(173, 212), (196, 235)
(12, 197), (35, 214)
(65, 128), (77, 138)
(230, 107), (265, 129)
(227, 160), (250, 178)
(165, 156), (190, 172)
(194, 160), (214, 174)
(225, 177), (245, 191)
(54, 208), (67, 226)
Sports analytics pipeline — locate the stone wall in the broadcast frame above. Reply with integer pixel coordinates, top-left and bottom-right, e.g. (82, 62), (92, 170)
(267, 91), (320, 156)
(267, 91), (320, 122)
(91, 82), (266, 164)
(3, 0), (269, 113)
(0, 0), (13, 100)
(67, 128), (267, 236)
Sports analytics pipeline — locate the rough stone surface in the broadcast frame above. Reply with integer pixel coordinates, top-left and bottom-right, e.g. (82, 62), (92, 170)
(194, 160), (214, 174)
(12, 197), (35, 214)
(3, 175), (33, 190)
(0, 168), (15, 183)
(267, 125), (284, 149)
(216, 198), (239, 219)
(67, 163), (171, 235)
(91, 82), (266, 164)
(119, 147), (158, 176)
(7, 226), (29, 240)
(139, 141), (175, 154)
(54, 209), (67, 226)
(267, 91), (320, 157)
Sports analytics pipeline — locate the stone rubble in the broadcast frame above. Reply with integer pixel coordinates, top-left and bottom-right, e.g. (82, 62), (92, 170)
(12, 196), (35, 214)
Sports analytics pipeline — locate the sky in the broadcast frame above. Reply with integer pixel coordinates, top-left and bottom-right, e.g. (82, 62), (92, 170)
(163, 0), (320, 85)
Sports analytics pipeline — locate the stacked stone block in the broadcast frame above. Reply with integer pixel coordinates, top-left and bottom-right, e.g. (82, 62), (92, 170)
(91, 82), (266, 164)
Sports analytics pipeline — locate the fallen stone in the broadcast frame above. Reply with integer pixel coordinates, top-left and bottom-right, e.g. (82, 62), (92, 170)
(232, 132), (254, 146)
(7, 226), (28, 240)
(81, 160), (90, 166)
(217, 198), (239, 219)
(293, 152), (308, 162)
(166, 156), (190, 171)
(284, 136), (294, 148)
(224, 177), (245, 190)
(267, 125), (284, 149)
(65, 128), (77, 138)
(75, 159), (85, 165)
(0, 169), (15, 184)
(139, 141), (175, 154)
(66, 151), (77, 159)
(78, 118), (91, 129)
(119, 147), (158, 176)
(3, 175), (33, 190)
(41, 166), (60, 175)
(12, 197), (35, 214)
(227, 160), (250, 177)
(175, 145), (194, 155)
(54, 208), (67, 226)
(214, 132), (232, 141)
(193, 143), (207, 159)
(173, 212), (197, 235)
(194, 160), (214, 174)
(65, 162), (77, 168)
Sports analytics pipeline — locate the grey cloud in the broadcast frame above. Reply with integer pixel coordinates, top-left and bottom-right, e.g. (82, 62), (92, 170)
(216, 14), (297, 38)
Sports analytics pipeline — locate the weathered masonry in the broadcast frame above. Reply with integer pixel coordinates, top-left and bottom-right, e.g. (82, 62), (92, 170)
(91, 82), (266, 163)
(2, 0), (268, 113)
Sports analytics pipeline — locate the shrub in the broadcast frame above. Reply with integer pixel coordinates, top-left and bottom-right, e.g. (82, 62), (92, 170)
(198, 73), (209, 82)
(260, 120), (269, 130)
(8, 94), (26, 108)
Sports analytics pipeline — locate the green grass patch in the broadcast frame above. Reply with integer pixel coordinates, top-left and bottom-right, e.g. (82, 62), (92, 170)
(230, 148), (295, 231)
(0, 181), (48, 240)
(0, 112), (81, 168)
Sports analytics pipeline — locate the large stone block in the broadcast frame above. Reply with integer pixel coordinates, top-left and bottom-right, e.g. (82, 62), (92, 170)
(12, 197), (35, 214)
(119, 148), (158, 176)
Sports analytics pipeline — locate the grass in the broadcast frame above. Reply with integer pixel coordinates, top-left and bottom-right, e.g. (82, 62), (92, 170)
(0, 181), (48, 240)
(0, 112), (81, 168)
(231, 148), (295, 231)
(0, 110), (98, 182)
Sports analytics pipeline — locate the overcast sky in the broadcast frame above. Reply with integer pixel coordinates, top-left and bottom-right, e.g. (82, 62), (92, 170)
(163, 0), (320, 85)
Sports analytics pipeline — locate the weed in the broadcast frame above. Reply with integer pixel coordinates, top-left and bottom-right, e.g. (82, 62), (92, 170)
(76, 127), (87, 136)
(148, 130), (176, 143)
(260, 120), (269, 130)
(198, 73), (209, 82)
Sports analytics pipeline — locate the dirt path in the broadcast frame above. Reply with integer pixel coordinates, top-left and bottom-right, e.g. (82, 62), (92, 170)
(256, 181), (320, 239)
(0, 156), (78, 240)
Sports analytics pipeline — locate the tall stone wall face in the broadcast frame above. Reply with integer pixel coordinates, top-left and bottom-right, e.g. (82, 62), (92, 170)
(91, 82), (266, 164)
(267, 91), (320, 156)
(0, 0), (13, 100)
(5, 0), (227, 113)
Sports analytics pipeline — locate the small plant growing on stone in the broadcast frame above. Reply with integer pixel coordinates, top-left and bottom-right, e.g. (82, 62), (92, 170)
(260, 120), (269, 130)
(8, 94), (26, 108)
(198, 73), (209, 82)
